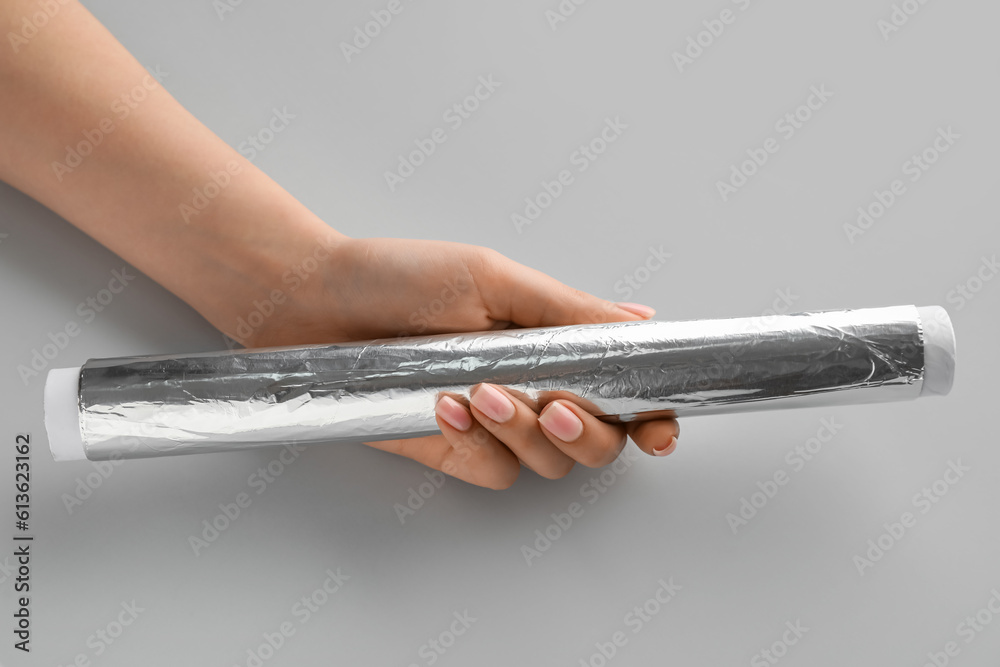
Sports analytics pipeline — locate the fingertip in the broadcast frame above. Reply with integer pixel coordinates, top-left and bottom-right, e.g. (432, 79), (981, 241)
(436, 395), (472, 432)
(653, 436), (677, 457)
(487, 464), (521, 491)
(538, 401), (584, 443)
(469, 383), (516, 424)
(615, 302), (656, 319)
(628, 419), (680, 457)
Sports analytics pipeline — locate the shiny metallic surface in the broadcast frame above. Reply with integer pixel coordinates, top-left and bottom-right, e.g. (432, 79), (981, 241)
(77, 305), (926, 460)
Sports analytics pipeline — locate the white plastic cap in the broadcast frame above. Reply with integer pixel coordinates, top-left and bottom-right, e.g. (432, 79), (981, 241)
(916, 306), (957, 397)
(44, 366), (88, 461)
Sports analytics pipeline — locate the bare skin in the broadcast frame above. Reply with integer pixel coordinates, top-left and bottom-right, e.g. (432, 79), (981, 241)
(0, 1), (679, 489)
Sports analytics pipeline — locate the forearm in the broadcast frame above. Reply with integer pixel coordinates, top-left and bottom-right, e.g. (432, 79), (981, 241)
(0, 0), (343, 335)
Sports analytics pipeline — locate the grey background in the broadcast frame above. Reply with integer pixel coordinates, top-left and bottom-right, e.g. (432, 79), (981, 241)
(1, 0), (998, 665)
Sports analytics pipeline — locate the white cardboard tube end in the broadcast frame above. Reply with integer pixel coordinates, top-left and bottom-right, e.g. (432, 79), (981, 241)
(44, 367), (88, 461)
(916, 306), (957, 397)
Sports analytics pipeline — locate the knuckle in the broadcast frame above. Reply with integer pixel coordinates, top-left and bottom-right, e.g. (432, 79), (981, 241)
(579, 453), (608, 469)
(454, 426), (490, 453)
(539, 460), (575, 480)
(579, 439), (626, 469)
(487, 466), (519, 490)
(468, 244), (499, 268)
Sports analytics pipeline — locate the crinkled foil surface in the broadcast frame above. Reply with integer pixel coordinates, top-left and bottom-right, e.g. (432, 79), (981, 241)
(77, 305), (925, 460)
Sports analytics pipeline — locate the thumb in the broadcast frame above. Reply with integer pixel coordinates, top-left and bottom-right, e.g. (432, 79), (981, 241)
(476, 250), (656, 328)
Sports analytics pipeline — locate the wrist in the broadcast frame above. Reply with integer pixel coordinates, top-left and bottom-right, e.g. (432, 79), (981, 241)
(166, 174), (350, 345)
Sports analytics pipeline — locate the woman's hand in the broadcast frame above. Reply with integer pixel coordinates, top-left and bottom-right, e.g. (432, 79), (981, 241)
(0, 1), (677, 488)
(237, 237), (680, 490)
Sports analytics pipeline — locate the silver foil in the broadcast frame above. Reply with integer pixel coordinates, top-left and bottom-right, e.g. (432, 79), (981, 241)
(77, 305), (926, 460)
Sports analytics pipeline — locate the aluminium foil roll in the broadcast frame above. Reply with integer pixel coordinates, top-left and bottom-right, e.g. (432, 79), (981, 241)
(70, 304), (941, 460)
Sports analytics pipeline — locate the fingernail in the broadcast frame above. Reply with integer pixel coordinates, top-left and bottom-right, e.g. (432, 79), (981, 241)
(471, 384), (515, 423)
(616, 302), (656, 319)
(538, 402), (584, 443)
(653, 436), (677, 457)
(436, 396), (472, 432)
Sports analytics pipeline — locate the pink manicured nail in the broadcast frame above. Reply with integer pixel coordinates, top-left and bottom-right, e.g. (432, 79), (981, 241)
(436, 396), (472, 432)
(471, 384), (515, 424)
(653, 436), (677, 457)
(538, 402), (584, 442)
(616, 302), (656, 318)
